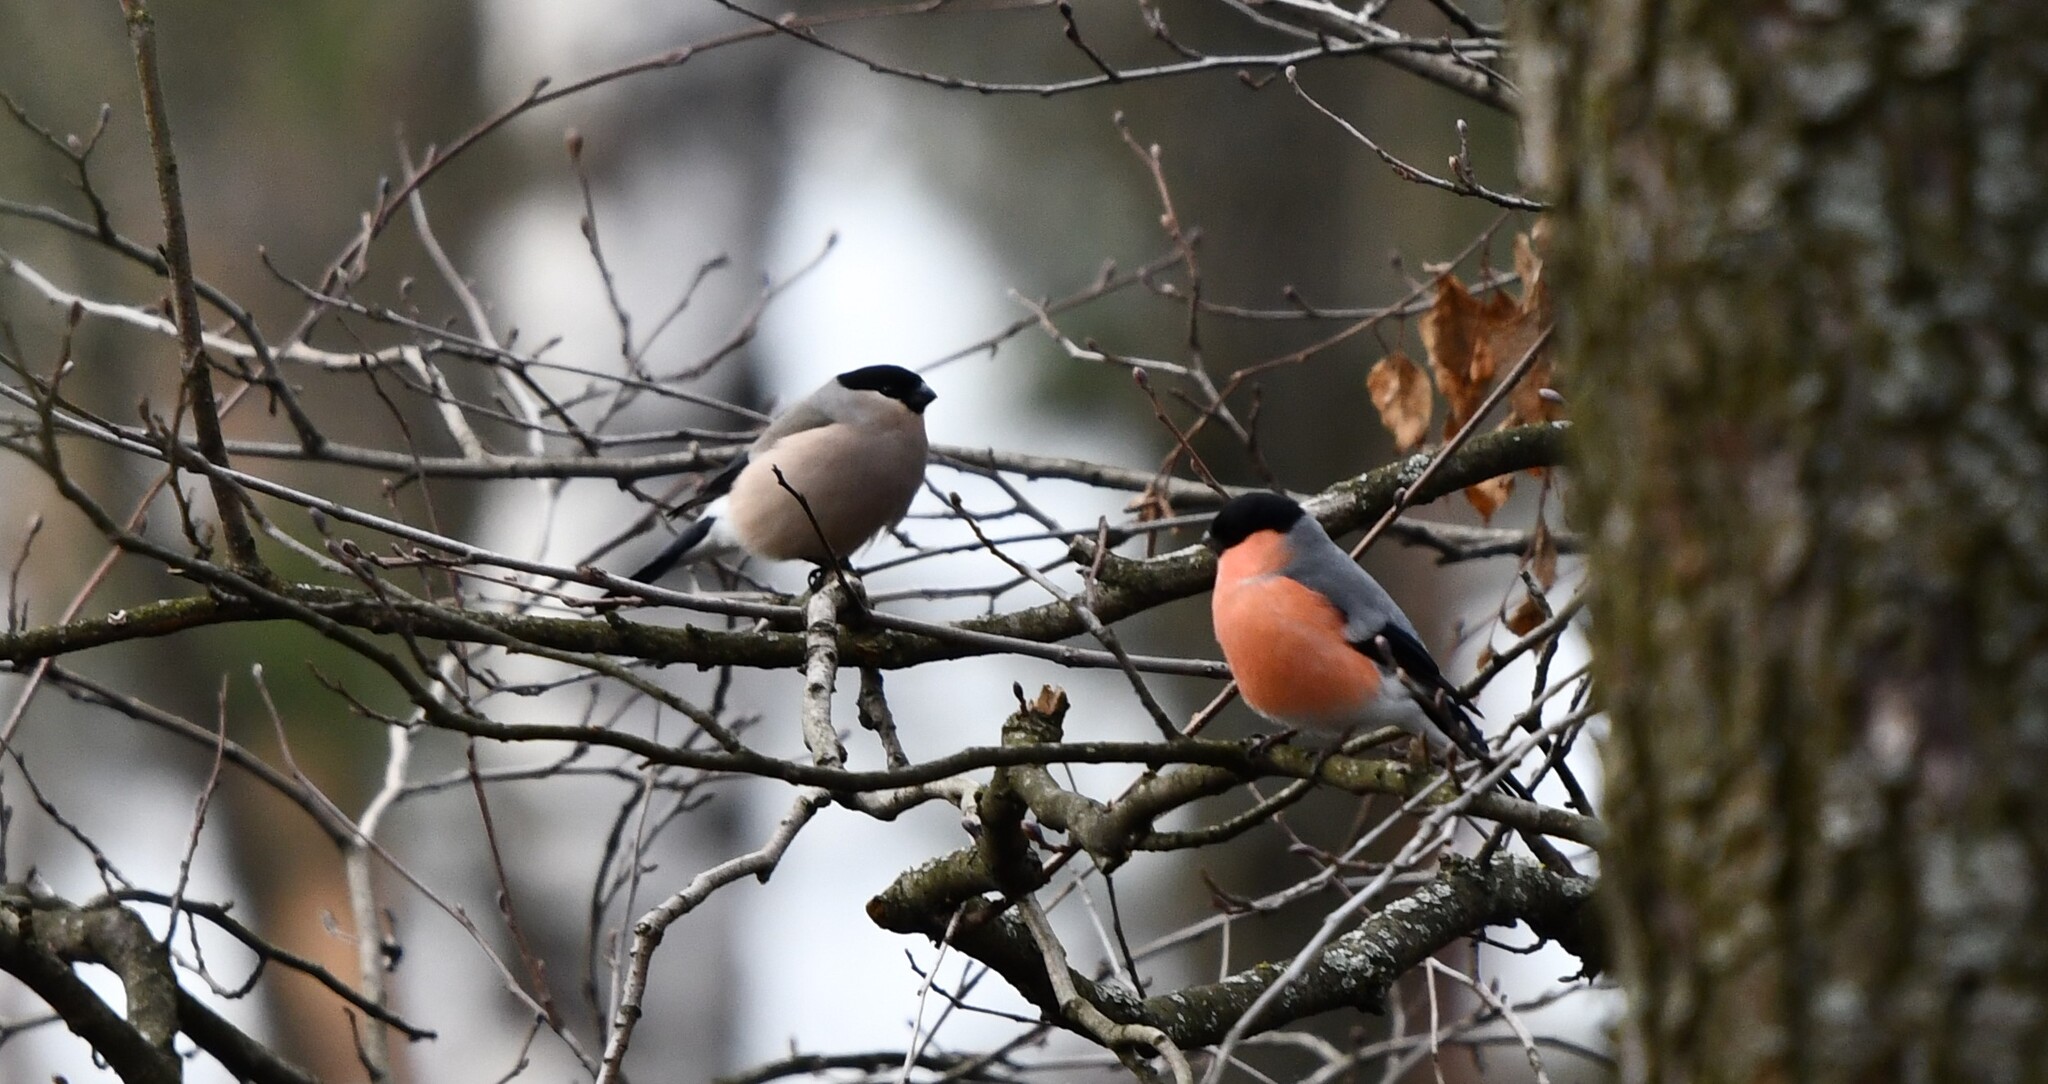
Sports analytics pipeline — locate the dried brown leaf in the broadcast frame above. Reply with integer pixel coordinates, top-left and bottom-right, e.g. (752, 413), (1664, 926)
(1123, 490), (1174, 521)
(1366, 350), (1432, 452)
(1425, 265), (1557, 441)
(1506, 229), (1563, 428)
(1464, 472), (1513, 522)
(1529, 517), (1559, 590)
(1505, 592), (1546, 636)
(1507, 352), (1563, 428)
(1420, 275), (1486, 436)
(1474, 287), (1528, 372)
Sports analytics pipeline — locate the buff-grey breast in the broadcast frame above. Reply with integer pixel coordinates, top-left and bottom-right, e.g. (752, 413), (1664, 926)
(622, 365), (936, 583)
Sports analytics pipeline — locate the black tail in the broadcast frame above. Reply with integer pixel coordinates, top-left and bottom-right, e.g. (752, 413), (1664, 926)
(607, 515), (717, 597)
(626, 515), (715, 584)
(607, 454), (749, 596)
(1425, 694), (1537, 803)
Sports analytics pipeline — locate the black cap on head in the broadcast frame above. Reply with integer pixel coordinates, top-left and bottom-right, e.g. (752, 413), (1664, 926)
(837, 365), (937, 413)
(1205, 492), (1307, 550)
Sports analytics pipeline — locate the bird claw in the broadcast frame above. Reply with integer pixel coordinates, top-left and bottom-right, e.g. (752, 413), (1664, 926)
(807, 565), (871, 620)
(1246, 728), (1300, 758)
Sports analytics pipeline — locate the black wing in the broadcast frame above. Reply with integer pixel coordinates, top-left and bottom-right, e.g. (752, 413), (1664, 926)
(1376, 624), (1480, 717)
(685, 452), (748, 508)
(1354, 624), (1533, 802)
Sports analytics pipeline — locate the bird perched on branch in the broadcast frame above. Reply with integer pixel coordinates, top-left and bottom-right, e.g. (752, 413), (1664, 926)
(1205, 491), (1532, 798)
(619, 365), (936, 584)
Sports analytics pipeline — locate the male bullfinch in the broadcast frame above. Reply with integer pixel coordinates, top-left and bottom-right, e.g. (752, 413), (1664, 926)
(622, 365), (936, 583)
(1206, 492), (1526, 793)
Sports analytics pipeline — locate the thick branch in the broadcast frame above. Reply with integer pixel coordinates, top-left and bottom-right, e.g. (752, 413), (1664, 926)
(870, 854), (1597, 1047)
(175, 993), (321, 1084)
(996, 684), (1598, 865)
(0, 887), (320, 1084)
(0, 888), (180, 1084)
(0, 424), (1567, 673)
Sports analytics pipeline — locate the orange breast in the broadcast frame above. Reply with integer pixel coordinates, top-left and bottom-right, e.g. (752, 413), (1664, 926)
(1213, 538), (1383, 729)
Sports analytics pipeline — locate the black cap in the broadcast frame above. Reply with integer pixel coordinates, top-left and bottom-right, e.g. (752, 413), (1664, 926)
(837, 365), (937, 413)
(1205, 492), (1307, 550)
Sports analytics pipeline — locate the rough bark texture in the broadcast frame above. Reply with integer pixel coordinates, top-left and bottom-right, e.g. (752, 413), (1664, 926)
(1520, 3), (2048, 1080)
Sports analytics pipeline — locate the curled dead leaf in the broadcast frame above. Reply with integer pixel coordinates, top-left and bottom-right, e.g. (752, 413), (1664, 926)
(1529, 517), (1559, 590)
(1464, 472), (1513, 522)
(1507, 353), (1564, 429)
(1506, 229), (1563, 428)
(1366, 350), (1432, 452)
(1505, 591), (1547, 636)
(1421, 275), (1488, 436)
(1421, 229), (1562, 447)
(1422, 267), (1553, 440)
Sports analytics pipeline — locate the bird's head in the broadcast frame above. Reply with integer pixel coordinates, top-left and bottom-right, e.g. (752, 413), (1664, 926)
(1204, 492), (1308, 553)
(836, 365), (937, 414)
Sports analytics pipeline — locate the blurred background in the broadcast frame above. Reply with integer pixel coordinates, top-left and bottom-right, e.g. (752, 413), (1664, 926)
(0, 1), (1603, 1080)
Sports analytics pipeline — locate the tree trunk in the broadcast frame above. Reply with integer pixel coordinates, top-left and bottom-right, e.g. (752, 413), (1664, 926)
(1520, 3), (2048, 1079)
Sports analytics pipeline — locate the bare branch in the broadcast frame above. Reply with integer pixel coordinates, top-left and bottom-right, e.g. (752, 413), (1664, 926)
(116, 0), (263, 572)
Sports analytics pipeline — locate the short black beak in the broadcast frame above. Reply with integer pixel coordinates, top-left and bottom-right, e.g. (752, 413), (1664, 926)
(910, 385), (938, 412)
(1201, 532), (1222, 554)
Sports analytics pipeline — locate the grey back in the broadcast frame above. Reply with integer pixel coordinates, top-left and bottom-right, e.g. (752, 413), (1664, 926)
(1276, 516), (1422, 647)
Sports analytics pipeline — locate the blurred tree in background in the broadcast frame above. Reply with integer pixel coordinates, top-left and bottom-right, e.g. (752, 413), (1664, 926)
(0, 1), (2037, 1083)
(1525, 2), (2048, 1079)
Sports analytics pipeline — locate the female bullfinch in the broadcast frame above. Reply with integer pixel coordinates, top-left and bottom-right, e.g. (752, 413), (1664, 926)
(622, 365), (936, 582)
(1205, 492), (1520, 789)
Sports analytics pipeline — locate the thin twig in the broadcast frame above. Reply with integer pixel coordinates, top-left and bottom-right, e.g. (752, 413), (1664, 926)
(115, 0), (262, 572)
(1286, 67), (1544, 211)
(948, 494), (1181, 739)
(594, 790), (828, 1084)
